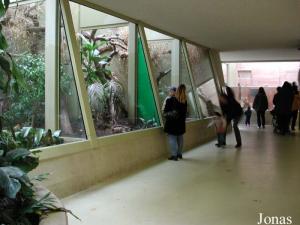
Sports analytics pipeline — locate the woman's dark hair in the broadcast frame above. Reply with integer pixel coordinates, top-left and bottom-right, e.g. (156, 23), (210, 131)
(258, 87), (266, 95)
(225, 86), (235, 99)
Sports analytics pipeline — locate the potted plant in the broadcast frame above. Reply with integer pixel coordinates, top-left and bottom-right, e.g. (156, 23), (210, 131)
(0, 128), (74, 225)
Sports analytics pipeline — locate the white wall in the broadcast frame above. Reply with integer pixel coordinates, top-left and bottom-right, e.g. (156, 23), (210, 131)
(220, 49), (300, 62)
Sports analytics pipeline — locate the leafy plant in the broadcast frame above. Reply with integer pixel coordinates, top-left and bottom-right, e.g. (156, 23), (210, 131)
(2, 54), (45, 129)
(0, 0), (23, 95)
(79, 30), (128, 130)
(0, 128), (68, 225)
(14, 127), (64, 149)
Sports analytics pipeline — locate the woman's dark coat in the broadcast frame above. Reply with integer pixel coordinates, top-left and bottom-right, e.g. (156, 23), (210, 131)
(253, 93), (268, 111)
(277, 84), (294, 115)
(221, 95), (242, 122)
(163, 96), (187, 135)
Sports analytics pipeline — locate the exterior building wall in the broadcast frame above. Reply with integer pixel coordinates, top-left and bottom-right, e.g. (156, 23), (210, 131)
(223, 62), (300, 108)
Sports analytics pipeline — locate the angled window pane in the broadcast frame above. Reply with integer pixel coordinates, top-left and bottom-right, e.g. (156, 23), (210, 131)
(186, 43), (214, 86)
(144, 28), (172, 107)
(186, 43), (220, 117)
(60, 15), (86, 140)
(197, 79), (220, 117)
(137, 34), (160, 127)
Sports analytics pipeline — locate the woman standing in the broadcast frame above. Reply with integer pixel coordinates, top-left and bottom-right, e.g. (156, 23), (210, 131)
(164, 84), (187, 161)
(253, 87), (269, 129)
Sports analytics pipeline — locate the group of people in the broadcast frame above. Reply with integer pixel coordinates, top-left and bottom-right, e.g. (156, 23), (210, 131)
(243, 81), (300, 135)
(272, 81), (300, 134)
(163, 84), (243, 161)
(163, 81), (300, 161)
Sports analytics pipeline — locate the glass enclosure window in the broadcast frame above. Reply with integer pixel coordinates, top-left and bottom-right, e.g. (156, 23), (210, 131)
(186, 43), (220, 117)
(197, 79), (220, 117)
(144, 28), (172, 106)
(1, 1), (46, 129)
(179, 48), (199, 120)
(186, 43), (214, 86)
(137, 34), (160, 127)
(60, 16), (86, 140)
(222, 62), (300, 108)
(70, 2), (159, 137)
(145, 28), (199, 120)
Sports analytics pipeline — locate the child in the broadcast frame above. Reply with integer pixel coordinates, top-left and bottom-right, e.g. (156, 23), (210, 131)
(245, 106), (252, 126)
(208, 112), (227, 147)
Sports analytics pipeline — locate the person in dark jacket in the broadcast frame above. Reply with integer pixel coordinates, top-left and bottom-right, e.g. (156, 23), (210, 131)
(219, 87), (243, 148)
(164, 84), (187, 161)
(290, 82), (300, 131)
(253, 87), (269, 129)
(219, 93), (230, 146)
(226, 86), (243, 148)
(245, 106), (252, 126)
(277, 81), (294, 135)
(272, 86), (281, 112)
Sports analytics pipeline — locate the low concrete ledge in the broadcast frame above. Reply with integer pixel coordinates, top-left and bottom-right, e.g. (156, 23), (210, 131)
(34, 118), (215, 198)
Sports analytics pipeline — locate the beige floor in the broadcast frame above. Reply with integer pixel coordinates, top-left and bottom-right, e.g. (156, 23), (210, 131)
(63, 126), (300, 225)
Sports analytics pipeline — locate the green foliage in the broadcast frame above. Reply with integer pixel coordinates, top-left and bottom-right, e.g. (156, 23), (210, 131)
(14, 127), (64, 150)
(0, 0), (23, 96)
(2, 54), (45, 129)
(0, 128), (66, 225)
(79, 33), (110, 85)
(79, 32), (127, 128)
(2, 53), (73, 129)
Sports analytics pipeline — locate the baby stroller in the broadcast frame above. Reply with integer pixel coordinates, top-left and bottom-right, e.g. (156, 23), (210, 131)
(270, 109), (279, 133)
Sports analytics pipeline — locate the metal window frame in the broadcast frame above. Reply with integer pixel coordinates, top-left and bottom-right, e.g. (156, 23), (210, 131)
(128, 22), (137, 123)
(45, 0), (59, 131)
(209, 49), (226, 92)
(60, 0), (97, 140)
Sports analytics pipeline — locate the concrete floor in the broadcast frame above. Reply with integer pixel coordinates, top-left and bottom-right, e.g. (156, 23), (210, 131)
(63, 126), (300, 225)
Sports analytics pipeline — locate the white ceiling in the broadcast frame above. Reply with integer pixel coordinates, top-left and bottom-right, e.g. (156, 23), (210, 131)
(86, 0), (300, 51)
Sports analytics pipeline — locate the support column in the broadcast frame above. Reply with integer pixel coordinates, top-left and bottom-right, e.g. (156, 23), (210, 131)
(45, 0), (59, 131)
(208, 49), (224, 94)
(127, 23), (137, 123)
(171, 39), (180, 87)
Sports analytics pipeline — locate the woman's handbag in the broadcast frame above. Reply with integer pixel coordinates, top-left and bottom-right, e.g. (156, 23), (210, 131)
(163, 110), (179, 120)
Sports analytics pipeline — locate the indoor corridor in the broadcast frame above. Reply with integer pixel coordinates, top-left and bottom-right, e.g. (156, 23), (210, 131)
(63, 126), (300, 225)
